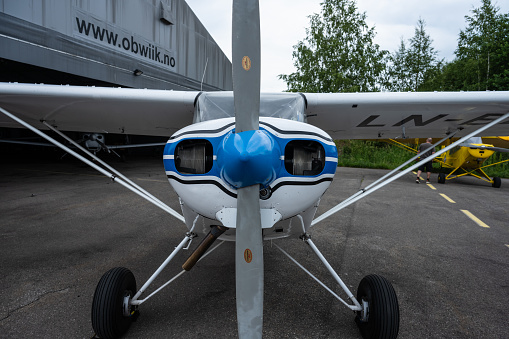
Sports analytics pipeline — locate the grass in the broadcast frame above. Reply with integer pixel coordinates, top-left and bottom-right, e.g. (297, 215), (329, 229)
(483, 152), (509, 178)
(336, 140), (509, 178)
(336, 140), (413, 169)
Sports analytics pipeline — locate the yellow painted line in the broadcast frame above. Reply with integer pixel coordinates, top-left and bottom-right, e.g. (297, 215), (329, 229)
(439, 193), (455, 203)
(506, 244), (509, 249)
(461, 210), (490, 228)
(427, 184), (436, 190)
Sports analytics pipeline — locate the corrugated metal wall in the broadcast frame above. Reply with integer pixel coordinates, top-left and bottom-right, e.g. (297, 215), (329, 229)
(0, 0), (232, 91)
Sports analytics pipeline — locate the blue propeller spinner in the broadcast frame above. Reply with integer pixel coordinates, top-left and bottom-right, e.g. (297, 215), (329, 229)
(218, 129), (280, 188)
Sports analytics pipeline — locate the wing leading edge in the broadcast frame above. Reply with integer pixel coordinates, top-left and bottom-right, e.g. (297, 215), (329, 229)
(304, 91), (509, 139)
(0, 83), (199, 137)
(0, 83), (508, 139)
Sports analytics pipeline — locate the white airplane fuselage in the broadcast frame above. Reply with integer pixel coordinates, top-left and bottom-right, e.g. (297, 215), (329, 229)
(163, 117), (338, 240)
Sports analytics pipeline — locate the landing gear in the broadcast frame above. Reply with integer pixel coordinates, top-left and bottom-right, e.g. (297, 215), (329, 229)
(274, 237), (400, 339)
(90, 233), (220, 338)
(492, 177), (501, 188)
(92, 267), (138, 339)
(355, 274), (399, 339)
(438, 172), (446, 184)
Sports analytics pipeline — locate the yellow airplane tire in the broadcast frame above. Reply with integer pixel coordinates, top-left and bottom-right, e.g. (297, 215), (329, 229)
(492, 177), (501, 188)
(438, 173), (446, 184)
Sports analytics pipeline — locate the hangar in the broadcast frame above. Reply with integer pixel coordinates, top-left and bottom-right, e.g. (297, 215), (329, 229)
(0, 0), (232, 91)
(0, 0), (232, 153)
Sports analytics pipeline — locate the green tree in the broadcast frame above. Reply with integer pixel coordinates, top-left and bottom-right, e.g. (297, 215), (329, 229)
(442, 0), (509, 91)
(279, 0), (388, 93)
(387, 39), (411, 92)
(387, 19), (441, 92)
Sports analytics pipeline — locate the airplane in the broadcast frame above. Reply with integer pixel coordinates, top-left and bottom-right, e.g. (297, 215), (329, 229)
(1, 1), (509, 338)
(387, 137), (509, 188)
(435, 137), (509, 187)
(0, 131), (167, 159)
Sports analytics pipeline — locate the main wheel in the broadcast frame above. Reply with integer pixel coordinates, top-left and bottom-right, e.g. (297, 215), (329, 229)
(437, 172), (446, 184)
(91, 267), (137, 339)
(492, 177), (501, 188)
(355, 274), (399, 339)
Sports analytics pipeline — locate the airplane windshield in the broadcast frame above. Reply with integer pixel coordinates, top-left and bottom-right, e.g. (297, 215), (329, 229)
(460, 137), (483, 146)
(194, 92), (307, 123)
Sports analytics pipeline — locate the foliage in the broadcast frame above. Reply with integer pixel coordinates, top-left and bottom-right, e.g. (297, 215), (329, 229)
(280, 0), (509, 93)
(387, 19), (442, 92)
(278, 0), (388, 93)
(336, 140), (411, 169)
(483, 151), (509, 178)
(437, 0), (509, 91)
(387, 39), (411, 92)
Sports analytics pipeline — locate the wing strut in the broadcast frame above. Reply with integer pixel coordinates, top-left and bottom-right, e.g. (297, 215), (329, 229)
(314, 130), (459, 224)
(312, 112), (509, 226)
(0, 107), (185, 223)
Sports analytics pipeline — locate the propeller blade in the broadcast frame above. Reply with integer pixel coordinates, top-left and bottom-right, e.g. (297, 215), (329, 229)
(469, 146), (509, 153)
(233, 0), (260, 132)
(235, 185), (263, 338)
(232, 0), (263, 338)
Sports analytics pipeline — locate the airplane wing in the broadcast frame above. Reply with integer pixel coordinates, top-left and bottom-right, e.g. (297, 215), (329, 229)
(0, 83), (198, 137)
(304, 91), (509, 139)
(483, 136), (509, 148)
(1, 82), (508, 140)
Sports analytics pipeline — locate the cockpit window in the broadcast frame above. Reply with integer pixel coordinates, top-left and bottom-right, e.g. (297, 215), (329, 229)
(194, 92), (307, 123)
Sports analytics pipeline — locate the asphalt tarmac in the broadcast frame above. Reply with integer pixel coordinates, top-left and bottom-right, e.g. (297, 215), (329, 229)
(1, 154), (508, 338)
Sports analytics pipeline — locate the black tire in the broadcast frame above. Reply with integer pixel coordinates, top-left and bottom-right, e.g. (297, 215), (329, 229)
(355, 274), (399, 339)
(438, 172), (446, 184)
(92, 267), (137, 339)
(492, 177), (501, 188)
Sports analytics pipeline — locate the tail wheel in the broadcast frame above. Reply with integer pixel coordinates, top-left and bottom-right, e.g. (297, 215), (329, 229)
(438, 172), (446, 184)
(492, 177), (501, 188)
(91, 267), (137, 339)
(355, 274), (399, 339)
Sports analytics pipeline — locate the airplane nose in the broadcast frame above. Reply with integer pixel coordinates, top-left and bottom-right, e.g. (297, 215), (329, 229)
(218, 129), (281, 189)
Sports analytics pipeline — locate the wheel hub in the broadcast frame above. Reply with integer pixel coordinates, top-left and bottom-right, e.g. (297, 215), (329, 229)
(360, 299), (369, 322)
(123, 292), (132, 317)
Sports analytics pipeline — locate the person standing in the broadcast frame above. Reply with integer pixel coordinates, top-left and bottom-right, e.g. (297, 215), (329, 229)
(416, 138), (435, 183)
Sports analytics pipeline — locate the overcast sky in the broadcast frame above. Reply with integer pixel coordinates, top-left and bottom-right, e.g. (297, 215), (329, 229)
(185, 0), (509, 92)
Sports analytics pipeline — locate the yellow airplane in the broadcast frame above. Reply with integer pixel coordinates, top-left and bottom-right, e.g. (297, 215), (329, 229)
(389, 137), (509, 188)
(435, 137), (509, 188)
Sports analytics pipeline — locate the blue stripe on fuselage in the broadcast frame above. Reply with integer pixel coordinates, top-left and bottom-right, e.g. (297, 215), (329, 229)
(163, 125), (337, 190)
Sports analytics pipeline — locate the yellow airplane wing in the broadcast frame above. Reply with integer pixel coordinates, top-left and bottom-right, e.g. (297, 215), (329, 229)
(483, 136), (509, 148)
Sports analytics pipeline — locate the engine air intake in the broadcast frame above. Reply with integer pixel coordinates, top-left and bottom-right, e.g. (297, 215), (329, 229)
(175, 139), (213, 174)
(284, 140), (325, 176)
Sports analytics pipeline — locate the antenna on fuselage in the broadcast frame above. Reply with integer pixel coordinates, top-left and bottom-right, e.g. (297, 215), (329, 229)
(200, 58), (208, 91)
